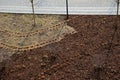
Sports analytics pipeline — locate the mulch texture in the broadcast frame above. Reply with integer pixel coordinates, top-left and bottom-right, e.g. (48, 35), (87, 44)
(0, 15), (120, 80)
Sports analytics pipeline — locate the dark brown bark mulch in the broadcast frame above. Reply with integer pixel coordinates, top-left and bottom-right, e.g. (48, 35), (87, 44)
(0, 15), (120, 80)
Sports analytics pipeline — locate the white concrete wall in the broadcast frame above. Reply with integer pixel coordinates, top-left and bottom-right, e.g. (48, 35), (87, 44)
(0, 0), (119, 15)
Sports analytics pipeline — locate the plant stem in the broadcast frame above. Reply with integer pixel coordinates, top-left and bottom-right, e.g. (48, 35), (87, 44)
(31, 0), (36, 27)
(94, 67), (102, 80)
(19, 0), (36, 46)
(108, 0), (119, 52)
(0, 62), (6, 80)
(66, 0), (69, 20)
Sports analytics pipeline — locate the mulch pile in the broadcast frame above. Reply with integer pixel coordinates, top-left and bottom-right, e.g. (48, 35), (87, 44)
(0, 15), (120, 80)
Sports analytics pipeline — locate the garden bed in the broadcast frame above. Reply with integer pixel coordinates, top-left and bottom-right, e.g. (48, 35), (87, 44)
(0, 15), (120, 80)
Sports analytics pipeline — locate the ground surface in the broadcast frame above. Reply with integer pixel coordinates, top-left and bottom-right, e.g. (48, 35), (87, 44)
(0, 15), (120, 80)
(0, 14), (76, 51)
